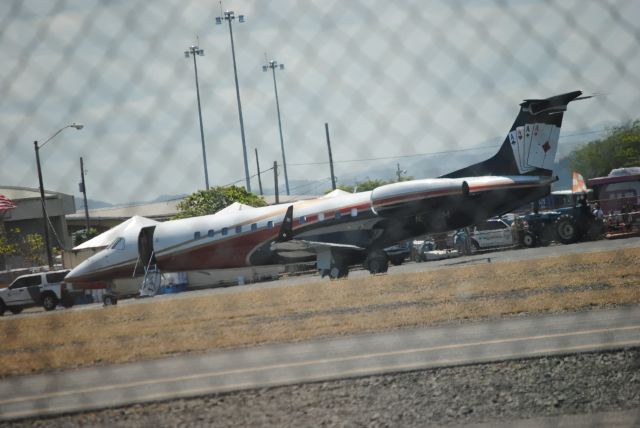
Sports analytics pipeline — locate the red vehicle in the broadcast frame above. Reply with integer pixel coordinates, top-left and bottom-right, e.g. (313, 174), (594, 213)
(587, 167), (640, 236)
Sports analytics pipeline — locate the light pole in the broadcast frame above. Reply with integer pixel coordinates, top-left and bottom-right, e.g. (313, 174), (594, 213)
(34, 123), (83, 269)
(184, 43), (210, 190)
(262, 58), (290, 195)
(216, 10), (251, 192)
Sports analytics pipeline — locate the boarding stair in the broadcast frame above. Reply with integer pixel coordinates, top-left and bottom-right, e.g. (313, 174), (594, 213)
(137, 251), (163, 297)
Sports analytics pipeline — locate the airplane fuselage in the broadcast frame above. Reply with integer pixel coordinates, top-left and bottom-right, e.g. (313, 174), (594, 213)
(65, 91), (583, 284)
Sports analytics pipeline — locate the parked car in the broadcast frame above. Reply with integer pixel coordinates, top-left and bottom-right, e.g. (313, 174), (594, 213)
(384, 240), (412, 265)
(469, 218), (514, 250)
(413, 239), (460, 262)
(0, 270), (79, 316)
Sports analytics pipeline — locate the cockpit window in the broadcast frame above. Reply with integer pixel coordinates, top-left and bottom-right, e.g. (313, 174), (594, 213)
(108, 237), (125, 250)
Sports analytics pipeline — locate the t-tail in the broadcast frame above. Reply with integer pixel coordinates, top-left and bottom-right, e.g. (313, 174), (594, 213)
(442, 91), (583, 178)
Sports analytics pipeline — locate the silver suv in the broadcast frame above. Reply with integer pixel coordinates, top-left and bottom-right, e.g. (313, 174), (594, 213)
(0, 270), (77, 315)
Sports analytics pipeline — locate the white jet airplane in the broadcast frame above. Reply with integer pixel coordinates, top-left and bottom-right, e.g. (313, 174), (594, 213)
(66, 91), (584, 286)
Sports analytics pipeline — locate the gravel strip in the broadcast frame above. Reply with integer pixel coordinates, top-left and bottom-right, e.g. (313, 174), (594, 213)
(7, 348), (640, 427)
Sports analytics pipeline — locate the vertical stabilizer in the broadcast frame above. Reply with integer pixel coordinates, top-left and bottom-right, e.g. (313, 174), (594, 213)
(442, 91), (582, 178)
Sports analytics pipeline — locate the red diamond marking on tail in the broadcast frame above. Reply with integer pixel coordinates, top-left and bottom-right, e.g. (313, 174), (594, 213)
(542, 141), (551, 153)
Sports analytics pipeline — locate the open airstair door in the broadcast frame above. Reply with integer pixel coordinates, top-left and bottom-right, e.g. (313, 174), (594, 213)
(136, 226), (157, 276)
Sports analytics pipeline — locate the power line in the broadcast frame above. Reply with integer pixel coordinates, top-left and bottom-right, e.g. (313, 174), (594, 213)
(222, 128), (607, 190)
(288, 128), (606, 167)
(222, 166), (274, 187)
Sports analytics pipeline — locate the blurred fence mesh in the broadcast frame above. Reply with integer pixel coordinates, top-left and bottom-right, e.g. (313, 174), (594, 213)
(2, 0), (639, 202)
(1, 0), (640, 420)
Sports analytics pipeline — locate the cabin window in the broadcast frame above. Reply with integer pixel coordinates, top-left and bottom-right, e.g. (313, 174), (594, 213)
(351, 208), (358, 217)
(194, 231), (201, 240)
(299, 216), (306, 224)
(222, 227), (228, 236)
(267, 221), (274, 229)
(208, 229), (214, 237)
(235, 225), (242, 234)
(335, 212), (342, 220)
(318, 213), (325, 221)
(251, 223), (257, 231)
(108, 237), (125, 250)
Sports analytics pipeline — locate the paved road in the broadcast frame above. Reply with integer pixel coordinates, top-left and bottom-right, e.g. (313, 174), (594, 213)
(1, 305), (639, 421)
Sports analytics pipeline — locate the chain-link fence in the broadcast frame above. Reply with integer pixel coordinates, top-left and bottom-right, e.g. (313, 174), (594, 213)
(1, 0), (640, 424)
(2, 0), (639, 202)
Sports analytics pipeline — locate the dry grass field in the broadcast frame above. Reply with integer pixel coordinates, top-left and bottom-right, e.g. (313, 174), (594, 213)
(1, 247), (639, 377)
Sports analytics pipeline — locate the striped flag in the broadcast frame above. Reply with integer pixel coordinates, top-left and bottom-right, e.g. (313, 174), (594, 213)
(571, 172), (587, 194)
(0, 195), (17, 212)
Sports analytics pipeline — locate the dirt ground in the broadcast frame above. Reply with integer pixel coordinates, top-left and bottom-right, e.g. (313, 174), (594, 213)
(1, 247), (639, 377)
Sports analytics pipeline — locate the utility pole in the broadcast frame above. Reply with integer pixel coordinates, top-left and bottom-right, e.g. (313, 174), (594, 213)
(395, 163), (407, 182)
(79, 157), (90, 233)
(325, 123), (336, 190)
(273, 161), (279, 204)
(255, 148), (263, 196)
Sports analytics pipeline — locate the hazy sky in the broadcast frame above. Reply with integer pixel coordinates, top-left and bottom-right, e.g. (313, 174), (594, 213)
(1, 0), (639, 204)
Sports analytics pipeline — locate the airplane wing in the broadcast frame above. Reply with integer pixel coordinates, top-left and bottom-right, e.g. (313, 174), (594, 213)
(271, 239), (364, 254)
(270, 239), (365, 270)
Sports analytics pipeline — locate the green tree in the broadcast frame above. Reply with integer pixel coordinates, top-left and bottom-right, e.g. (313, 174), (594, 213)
(72, 228), (100, 246)
(0, 222), (18, 270)
(569, 120), (640, 179)
(0, 225), (19, 261)
(330, 177), (412, 194)
(22, 233), (45, 266)
(0, 227), (46, 268)
(173, 186), (267, 219)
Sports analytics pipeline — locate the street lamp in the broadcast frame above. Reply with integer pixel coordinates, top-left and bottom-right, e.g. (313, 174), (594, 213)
(216, 10), (251, 192)
(262, 58), (290, 195)
(34, 123), (83, 269)
(184, 43), (210, 190)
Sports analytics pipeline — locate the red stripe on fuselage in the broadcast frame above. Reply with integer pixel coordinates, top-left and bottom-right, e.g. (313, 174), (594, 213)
(374, 188), (460, 208)
(157, 201), (374, 271)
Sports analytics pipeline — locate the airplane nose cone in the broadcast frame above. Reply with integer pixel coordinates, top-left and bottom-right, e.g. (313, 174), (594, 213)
(65, 258), (100, 282)
(64, 265), (87, 282)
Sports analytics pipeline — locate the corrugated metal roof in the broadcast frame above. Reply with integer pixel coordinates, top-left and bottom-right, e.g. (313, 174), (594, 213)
(0, 186), (57, 200)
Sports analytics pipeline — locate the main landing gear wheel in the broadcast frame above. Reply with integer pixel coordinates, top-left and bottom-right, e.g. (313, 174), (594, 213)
(365, 252), (389, 275)
(320, 262), (349, 279)
(329, 265), (349, 279)
(103, 293), (118, 306)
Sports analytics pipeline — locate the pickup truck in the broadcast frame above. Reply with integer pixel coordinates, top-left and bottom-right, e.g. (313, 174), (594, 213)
(0, 270), (78, 316)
